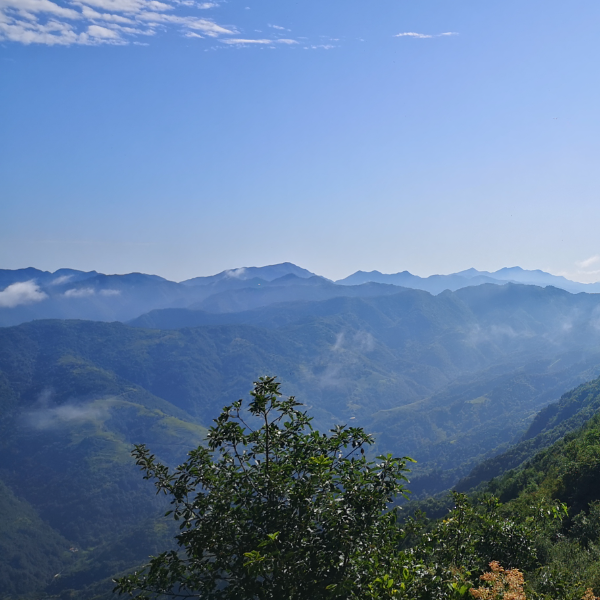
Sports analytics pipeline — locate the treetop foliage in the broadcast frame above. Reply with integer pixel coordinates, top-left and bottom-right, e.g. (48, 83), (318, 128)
(115, 376), (415, 599)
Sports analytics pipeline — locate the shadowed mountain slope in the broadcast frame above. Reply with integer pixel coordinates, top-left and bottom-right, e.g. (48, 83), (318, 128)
(455, 374), (600, 492)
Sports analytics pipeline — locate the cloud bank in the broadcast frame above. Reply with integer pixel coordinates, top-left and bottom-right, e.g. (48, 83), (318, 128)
(0, 0), (236, 45)
(0, 280), (48, 308)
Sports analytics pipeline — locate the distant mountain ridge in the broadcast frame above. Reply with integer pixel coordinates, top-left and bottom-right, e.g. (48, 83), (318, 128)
(1, 262), (599, 327)
(181, 262), (316, 286)
(337, 266), (600, 294)
(0, 267), (99, 288)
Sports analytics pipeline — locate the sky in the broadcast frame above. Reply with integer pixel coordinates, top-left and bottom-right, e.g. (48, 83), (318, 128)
(1, 0), (600, 283)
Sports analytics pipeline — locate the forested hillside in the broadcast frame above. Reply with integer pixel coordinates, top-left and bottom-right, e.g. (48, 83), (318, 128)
(391, 403), (600, 599)
(3, 278), (600, 597)
(456, 375), (600, 492)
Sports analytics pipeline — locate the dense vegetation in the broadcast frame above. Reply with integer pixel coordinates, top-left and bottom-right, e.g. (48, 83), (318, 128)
(116, 377), (414, 599)
(4, 367), (600, 597)
(400, 407), (600, 600)
(114, 377), (600, 600)
(456, 375), (600, 492)
(3, 277), (600, 598)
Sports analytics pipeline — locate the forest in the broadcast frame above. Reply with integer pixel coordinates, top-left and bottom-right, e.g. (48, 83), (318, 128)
(112, 376), (600, 600)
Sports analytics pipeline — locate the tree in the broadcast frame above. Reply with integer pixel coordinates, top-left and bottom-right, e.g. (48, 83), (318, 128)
(114, 376), (414, 599)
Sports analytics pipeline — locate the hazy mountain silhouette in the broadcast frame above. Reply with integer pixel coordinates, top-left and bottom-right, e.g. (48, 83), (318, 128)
(337, 266), (600, 294)
(181, 262), (316, 286)
(2, 263), (599, 327)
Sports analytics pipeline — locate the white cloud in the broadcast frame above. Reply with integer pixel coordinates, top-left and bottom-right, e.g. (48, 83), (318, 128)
(0, 280), (48, 308)
(50, 274), (73, 285)
(99, 288), (121, 296)
(88, 23), (120, 37)
(395, 31), (458, 39)
(75, 0), (171, 13)
(577, 255), (600, 270)
(25, 403), (106, 429)
(395, 32), (432, 39)
(558, 255), (600, 283)
(220, 38), (271, 44)
(64, 287), (95, 297)
(138, 12), (232, 36)
(0, 0), (80, 19)
(77, 6), (134, 23)
(0, 0), (235, 45)
(21, 392), (111, 430)
(225, 267), (247, 277)
(221, 37), (297, 45)
(0, 15), (83, 45)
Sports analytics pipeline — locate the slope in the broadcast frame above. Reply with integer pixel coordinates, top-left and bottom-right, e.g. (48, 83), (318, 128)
(456, 374), (600, 492)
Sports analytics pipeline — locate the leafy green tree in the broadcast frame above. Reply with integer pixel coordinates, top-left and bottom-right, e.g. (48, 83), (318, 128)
(114, 376), (414, 599)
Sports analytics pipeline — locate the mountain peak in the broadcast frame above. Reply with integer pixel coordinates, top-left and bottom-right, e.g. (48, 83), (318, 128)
(181, 263), (316, 287)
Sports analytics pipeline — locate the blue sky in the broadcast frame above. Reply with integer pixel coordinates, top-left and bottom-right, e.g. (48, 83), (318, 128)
(2, 0), (600, 282)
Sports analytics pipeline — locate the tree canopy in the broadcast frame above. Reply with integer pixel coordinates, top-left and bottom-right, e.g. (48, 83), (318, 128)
(114, 376), (414, 599)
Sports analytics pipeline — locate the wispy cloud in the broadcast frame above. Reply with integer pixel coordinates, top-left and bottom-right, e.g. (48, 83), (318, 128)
(64, 287), (95, 297)
(0, 0), (235, 45)
(562, 255), (600, 282)
(21, 390), (111, 430)
(395, 31), (458, 39)
(221, 37), (298, 46)
(0, 280), (48, 308)
(0, 0), (349, 49)
(50, 274), (73, 285)
(577, 255), (600, 270)
(24, 402), (108, 429)
(173, 0), (217, 7)
(304, 44), (334, 50)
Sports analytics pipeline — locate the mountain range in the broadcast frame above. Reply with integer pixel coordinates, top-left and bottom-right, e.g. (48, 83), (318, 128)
(2, 262), (599, 327)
